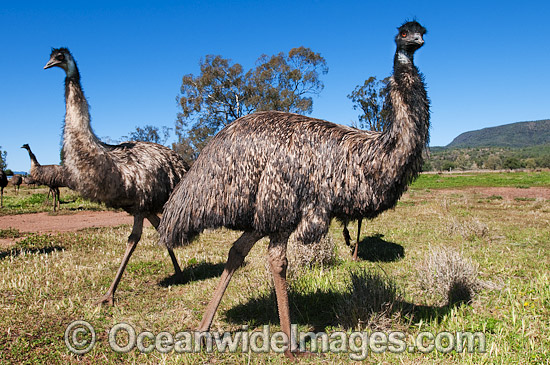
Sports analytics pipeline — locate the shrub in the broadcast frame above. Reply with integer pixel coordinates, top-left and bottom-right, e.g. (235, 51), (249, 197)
(447, 217), (489, 241)
(286, 233), (336, 278)
(417, 247), (482, 305)
(335, 269), (402, 330)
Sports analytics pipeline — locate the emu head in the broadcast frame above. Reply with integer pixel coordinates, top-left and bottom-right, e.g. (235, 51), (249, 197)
(21, 144), (30, 151)
(395, 21), (426, 55)
(44, 47), (77, 77)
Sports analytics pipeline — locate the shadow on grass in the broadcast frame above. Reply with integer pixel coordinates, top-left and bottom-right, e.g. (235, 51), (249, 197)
(0, 245), (64, 260)
(225, 289), (344, 332)
(355, 234), (404, 262)
(160, 261), (226, 287)
(225, 281), (462, 332)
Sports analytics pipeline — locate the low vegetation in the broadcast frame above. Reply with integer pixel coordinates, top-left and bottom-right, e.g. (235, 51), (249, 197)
(0, 173), (549, 363)
(0, 186), (106, 216)
(425, 145), (550, 171)
(411, 170), (550, 190)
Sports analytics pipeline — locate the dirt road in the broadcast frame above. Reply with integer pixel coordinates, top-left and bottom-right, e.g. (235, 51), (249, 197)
(0, 211), (137, 233)
(0, 210), (147, 247)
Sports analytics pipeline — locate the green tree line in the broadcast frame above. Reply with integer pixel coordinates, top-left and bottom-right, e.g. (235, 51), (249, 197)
(424, 145), (550, 171)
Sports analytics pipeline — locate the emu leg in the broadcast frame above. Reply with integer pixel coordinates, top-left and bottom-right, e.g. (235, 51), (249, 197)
(268, 232), (310, 359)
(1, 188), (3, 208)
(342, 222), (351, 247)
(352, 219), (362, 261)
(52, 188), (58, 212)
(96, 214), (144, 306)
(146, 214), (183, 278)
(197, 231), (263, 332)
(56, 187), (61, 211)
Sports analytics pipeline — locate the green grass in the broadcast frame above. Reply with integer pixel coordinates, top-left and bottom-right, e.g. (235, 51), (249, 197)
(412, 170), (550, 190)
(0, 172), (549, 363)
(0, 186), (107, 216)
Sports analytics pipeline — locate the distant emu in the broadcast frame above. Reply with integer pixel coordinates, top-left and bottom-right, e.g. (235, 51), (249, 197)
(11, 174), (22, 194)
(45, 47), (188, 305)
(0, 170), (7, 207)
(21, 144), (71, 211)
(159, 21), (429, 358)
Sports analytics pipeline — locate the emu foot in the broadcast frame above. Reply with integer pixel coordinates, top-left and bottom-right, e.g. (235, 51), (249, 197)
(173, 268), (184, 282)
(284, 349), (318, 361)
(95, 293), (115, 306)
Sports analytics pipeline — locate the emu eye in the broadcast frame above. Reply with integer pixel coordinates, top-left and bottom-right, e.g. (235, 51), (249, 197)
(56, 54), (65, 61)
(401, 31), (408, 38)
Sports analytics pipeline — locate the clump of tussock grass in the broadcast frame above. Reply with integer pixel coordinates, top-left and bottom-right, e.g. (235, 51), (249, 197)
(417, 247), (483, 306)
(335, 269), (402, 331)
(286, 233), (337, 278)
(0, 228), (22, 239)
(447, 216), (489, 241)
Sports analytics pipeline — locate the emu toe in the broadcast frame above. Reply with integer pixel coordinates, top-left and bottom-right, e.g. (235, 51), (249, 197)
(95, 294), (115, 306)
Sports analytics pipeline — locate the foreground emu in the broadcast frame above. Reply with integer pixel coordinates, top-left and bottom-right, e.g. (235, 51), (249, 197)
(44, 48), (188, 305)
(21, 144), (71, 211)
(160, 21), (429, 358)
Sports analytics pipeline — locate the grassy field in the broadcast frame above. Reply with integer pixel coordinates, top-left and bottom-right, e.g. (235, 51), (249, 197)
(0, 186), (105, 216)
(0, 171), (549, 363)
(411, 170), (550, 190)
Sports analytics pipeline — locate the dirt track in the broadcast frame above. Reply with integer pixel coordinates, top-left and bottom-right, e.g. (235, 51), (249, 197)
(0, 186), (547, 248)
(1, 187), (548, 234)
(0, 211), (146, 247)
(0, 211), (137, 233)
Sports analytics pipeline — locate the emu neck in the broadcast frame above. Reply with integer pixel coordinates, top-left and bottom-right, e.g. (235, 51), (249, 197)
(26, 149), (40, 168)
(378, 50), (429, 184)
(386, 51), (428, 152)
(63, 76), (103, 163)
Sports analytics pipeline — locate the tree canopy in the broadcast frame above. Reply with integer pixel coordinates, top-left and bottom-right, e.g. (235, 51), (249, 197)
(123, 125), (171, 145)
(174, 47), (328, 164)
(348, 76), (391, 132)
(0, 146), (7, 170)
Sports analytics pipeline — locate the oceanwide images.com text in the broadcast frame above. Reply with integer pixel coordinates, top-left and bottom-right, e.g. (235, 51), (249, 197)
(65, 321), (486, 360)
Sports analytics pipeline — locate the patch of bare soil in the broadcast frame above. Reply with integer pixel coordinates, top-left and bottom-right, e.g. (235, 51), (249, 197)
(0, 211), (146, 248)
(468, 187), (550, 200)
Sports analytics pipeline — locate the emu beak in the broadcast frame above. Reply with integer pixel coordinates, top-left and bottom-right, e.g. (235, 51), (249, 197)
(44, 58), (59, 69)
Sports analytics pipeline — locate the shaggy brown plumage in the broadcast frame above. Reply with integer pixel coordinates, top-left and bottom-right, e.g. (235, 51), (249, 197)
(45, 47), (189, 305)
(21, 144), (72, 211)
(0, 170), (7, 208)
(160, 21), (429, 358)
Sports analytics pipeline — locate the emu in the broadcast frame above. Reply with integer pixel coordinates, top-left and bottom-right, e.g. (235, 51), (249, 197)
(44, 47), (188, 305)
(0, 170), (7, 208)
(21, 144), (71, 211)
(160, 21), (429, 358)
(11, 175), (22, 194)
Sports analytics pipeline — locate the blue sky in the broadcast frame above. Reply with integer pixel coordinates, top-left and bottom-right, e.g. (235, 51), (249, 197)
(1, 0), (548, 171)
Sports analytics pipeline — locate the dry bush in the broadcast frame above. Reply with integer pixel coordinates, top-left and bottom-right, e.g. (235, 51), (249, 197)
(286, 233), (337, 278)
(417, 247), (483, 305)
(335, 269), (402, 331)
(447, 217), (489, 241)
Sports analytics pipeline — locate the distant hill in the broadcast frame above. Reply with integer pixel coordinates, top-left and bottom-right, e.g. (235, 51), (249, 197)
(447, 119), (550, 148)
